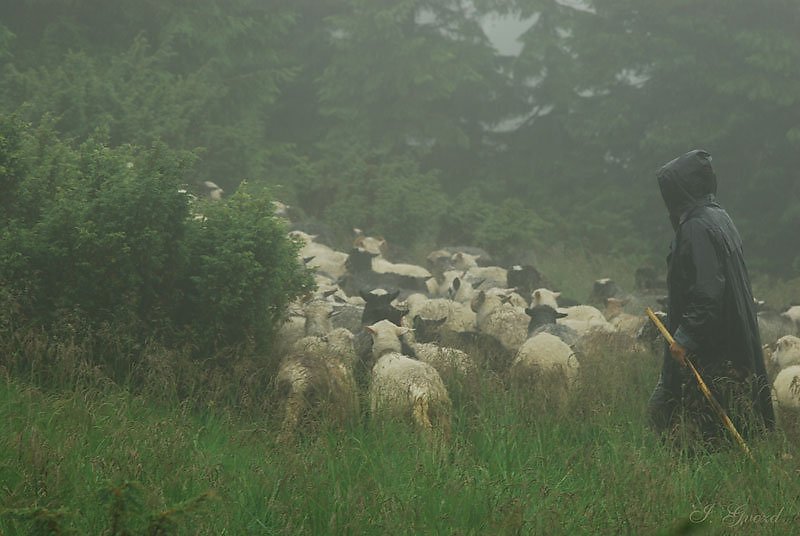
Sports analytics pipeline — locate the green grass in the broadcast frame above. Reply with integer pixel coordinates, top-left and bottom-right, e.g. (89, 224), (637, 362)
(2, 341), (799, 535)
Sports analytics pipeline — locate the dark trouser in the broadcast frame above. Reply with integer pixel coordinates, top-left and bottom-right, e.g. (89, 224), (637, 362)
(647, 373), (680, 435)
(648, 368), (768, 444)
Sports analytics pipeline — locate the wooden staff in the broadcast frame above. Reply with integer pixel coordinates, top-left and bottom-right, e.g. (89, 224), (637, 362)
(645, 307), (754, 461)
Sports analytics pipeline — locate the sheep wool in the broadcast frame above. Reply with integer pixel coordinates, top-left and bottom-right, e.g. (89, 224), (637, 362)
(772, 365), (800, 426)
(369, 353), (452, 437)
(275, 328), (359, 442)
(510, 332), (580, 406)
(366, 320), (452, 437)
(772, 335), (800, 370)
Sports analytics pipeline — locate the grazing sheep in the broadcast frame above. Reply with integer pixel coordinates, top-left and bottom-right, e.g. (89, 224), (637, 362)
(524, 305), (579, 346)
(352, 290), (415, 386)
(365, 320), (452, 437)
(531, 288), (561, 309)
(411, 316), (514, 375)
(555, 305), (614, 336)
(471, 289), (529, 353)
(464, 265), (508, 291)
(604, 297), (646, 337)
(353, 228), (388, 256)
(772, 335), (800, 370)
(275, 328), (359, 442)
(406, 296), (477, 334)
(772, 365), (800, 428)
(528, 288), (614, 336)
(290, 231), (349, 281)
(441, 246), (494, 267)
(509, 332), (580, 406)
(412, 342), (478, 386)
(428, 272), (480, 305)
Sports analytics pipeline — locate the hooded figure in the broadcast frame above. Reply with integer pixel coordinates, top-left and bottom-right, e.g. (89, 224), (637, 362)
(648, 149), (774, 443)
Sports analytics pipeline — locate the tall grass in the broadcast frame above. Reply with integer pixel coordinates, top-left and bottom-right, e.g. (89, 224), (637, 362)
(2, 336), (799, 535)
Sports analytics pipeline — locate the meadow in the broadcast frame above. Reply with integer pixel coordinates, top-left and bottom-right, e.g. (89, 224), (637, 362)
(2, 336), (798, 535)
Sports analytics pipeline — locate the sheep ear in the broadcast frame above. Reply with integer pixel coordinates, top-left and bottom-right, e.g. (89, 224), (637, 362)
(452, 277), (461, 291)
(388, 290), (400, 301)
(359, 289), (370, 301)
(328, 310), (341, 318)
(365, 325), (377, 335)
(396, 326), (413, 337)
(556, 311), (568, 319)
(303, 256), (315, 265)
(554, 291), (561, 298)
(525, 307), (534, 317)
(323, 288), (337, 298)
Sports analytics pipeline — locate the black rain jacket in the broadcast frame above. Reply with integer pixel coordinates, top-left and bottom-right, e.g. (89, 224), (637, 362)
(657, 149), (774, 431)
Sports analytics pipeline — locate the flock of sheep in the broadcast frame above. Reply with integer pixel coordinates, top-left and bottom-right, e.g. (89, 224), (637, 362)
(250, 199), (799, 443)
(193, 191), (800, 442)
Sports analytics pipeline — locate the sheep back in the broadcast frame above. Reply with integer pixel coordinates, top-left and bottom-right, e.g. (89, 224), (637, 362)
(369, 353), (452, 436)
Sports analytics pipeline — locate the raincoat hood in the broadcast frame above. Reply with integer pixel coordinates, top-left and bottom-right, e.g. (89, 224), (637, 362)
(657, 149), (717, 229)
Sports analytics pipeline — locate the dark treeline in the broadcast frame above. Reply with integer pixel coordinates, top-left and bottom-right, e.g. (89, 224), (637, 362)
(1, 0), (798, 273)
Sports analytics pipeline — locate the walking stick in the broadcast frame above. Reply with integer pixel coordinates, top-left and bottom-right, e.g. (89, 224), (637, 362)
(645, 308), (754, 461)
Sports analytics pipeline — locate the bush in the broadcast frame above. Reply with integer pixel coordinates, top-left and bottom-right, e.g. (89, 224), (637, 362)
(0, 115), (313, 376)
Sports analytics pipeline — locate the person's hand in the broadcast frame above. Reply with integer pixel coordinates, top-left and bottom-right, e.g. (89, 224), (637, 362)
(669, 340), (688, 367)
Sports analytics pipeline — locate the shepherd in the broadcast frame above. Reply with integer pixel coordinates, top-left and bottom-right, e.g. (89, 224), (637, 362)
(647, 149), (775, 446)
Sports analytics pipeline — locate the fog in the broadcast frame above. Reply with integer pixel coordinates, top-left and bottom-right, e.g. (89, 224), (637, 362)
(0, 1), (798, 276)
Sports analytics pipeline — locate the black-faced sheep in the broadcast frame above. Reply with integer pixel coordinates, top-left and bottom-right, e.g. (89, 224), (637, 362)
(524, 304), (579, 347)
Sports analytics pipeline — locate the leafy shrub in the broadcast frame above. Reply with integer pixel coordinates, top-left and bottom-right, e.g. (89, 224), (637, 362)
(0, 115), (313, 374)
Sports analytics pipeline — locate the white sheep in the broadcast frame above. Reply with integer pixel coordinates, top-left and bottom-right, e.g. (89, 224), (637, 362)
(405, 295), (477, 334)
(450, 251), (479, 271)
(471, 289), (529, 353)
(772, 365), (800, 426)
(426, 270), (476, 304)
(371, 257), (431, 280)
(353, 228), (388, 256)
(290, 231), (349, 281)
(465, 265), (508, 291)
(531, 288), (561, 309)
(275, 327), (359, 442)
(366, 320), (452, 437)
(509, 332), (580, 406)
(772, 335), (800, 370)
(531, 288), (613, 335)
(604, 297), (646, 337)
(412, 342), (478, 386)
